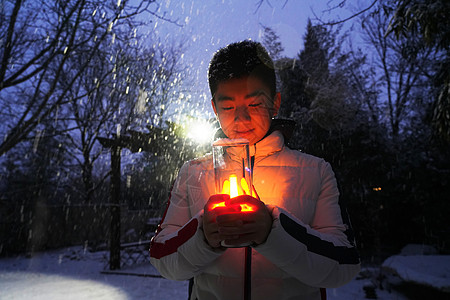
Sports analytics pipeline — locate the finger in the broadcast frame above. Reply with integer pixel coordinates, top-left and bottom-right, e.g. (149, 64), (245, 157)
(218, 233), (240, 241)
(218, 225), (246, 235)
(228, 195), (263, 210)
(216, 213), (244, 224)
(217, 221), (244, 230)
(228, 195), (257, 204)
(219, 223), (259, 236)
(205, 222), (219, 231)
(226, 197), (256, 213)
(206, 194), (230, 211)
(238, 211), (262, 222)
(223, 234), (254, 246)
(208, 194), (230, 203)
(212, 206), (236, 216)
(208, 236), (223, 248)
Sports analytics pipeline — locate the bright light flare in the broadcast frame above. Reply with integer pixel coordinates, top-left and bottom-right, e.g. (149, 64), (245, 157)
(185, 119), (215, 144)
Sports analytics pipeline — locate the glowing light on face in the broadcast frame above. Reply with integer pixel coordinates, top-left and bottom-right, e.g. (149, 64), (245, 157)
(212, 76), (280, 145)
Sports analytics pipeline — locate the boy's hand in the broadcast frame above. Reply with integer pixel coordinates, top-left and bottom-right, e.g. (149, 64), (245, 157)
(203, 194), (241, 248)
(216, 195), (273, 246)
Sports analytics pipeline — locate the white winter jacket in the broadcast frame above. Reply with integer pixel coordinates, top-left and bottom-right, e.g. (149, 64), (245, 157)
(150, 130), (360, 300)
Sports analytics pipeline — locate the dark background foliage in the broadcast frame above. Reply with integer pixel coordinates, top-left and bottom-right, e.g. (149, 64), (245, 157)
(1, 0), (449, 263)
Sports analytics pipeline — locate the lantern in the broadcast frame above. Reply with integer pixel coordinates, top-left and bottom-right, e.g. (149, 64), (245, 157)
(212, 138), (256, 247)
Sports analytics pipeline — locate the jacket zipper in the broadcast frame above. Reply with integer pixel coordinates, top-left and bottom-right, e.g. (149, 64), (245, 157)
(244, 154), (256, 300)
(244, 246), (252, 300)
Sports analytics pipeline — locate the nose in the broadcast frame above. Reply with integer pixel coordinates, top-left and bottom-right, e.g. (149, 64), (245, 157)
(234, 106), (251, 122)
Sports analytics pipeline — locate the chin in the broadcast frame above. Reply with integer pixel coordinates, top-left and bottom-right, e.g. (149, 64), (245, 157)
(237, 135), (256, 144)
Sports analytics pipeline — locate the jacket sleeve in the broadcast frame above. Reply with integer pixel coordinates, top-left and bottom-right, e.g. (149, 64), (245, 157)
(149, 162), (225, 281)
(254, 160), (360, 288)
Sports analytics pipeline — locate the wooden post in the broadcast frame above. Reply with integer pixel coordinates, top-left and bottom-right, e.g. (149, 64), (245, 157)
(110, 145), (121, 270)
(97, 130), (167, 270)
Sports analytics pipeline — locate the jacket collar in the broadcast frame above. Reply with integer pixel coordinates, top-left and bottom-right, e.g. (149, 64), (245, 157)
(217, 122), (294, 160)
(214, 118), (295, 159)
(220, 130), (285, 164)
(249, 130), (284, 158)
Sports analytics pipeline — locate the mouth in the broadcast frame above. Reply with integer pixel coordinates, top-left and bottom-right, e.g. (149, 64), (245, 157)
(234, 129), (254, 135)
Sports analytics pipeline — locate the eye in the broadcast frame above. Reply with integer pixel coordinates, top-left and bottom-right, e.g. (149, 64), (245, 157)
(217, 101), (234, 111)
(249, 102), (262, 108)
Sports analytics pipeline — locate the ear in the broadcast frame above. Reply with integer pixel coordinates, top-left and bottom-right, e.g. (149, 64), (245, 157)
(211, 99), (218, 115)
(272, 92), (281, 117)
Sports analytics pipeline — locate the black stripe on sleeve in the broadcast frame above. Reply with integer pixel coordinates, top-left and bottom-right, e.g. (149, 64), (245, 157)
(279, 213), (360, 265)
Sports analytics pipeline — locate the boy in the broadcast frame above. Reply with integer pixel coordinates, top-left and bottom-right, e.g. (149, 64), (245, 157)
(150, 40), (360, 300)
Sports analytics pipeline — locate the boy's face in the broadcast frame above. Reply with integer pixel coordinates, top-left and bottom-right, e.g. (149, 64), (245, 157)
(211, 76), (280, 145)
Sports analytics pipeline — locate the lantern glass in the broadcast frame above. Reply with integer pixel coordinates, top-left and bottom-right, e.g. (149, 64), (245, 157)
(212, 138), (252, 198)
(212, 138), (253, 248)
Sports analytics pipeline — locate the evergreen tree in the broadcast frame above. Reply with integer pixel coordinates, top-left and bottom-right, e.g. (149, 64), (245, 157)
(260, 24), (285, 61)
(299, 20), (330, 86)
(278, 19), (395, 258)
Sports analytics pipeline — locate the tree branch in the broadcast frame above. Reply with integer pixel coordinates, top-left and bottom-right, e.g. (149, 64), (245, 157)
(314, 0), (378, 26)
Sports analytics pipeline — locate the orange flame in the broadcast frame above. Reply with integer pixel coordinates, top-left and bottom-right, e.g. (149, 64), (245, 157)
(229, 175), (239, 198)
(222, 175), (251, 197)
(211, 174), (255, 212)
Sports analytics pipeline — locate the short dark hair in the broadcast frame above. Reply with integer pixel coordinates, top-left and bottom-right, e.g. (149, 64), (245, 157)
(208, 40), (276, 99)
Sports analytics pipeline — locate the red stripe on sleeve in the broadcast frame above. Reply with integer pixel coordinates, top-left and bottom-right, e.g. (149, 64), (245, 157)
(150, 218), (199, 259)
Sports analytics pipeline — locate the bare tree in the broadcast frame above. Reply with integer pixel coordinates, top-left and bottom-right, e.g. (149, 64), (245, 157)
(57, 28), (187, 204)
(141, 41), (190, 129)
(386, 0), (450, 143)
(312, 0), (379, 26)
(0, 0), (169, 156)
(59, 38), (120, 203)
(360, 5), (434, 139)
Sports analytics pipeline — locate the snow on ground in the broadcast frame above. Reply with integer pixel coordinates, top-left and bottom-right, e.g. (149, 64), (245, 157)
(382, 255), (450, 292)
(0, 246), (408, 300)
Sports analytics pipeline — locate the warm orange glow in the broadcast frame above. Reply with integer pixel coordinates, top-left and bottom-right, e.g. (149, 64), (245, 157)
(211, 201), (226, 210)
(222, 174), (251, 197)
(240, 178), (250, 196)
(210, 201), (255, 212)
(211, 174), (256, 212)
(240, 203), (254, 212)
(229, 175), (239, 198)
